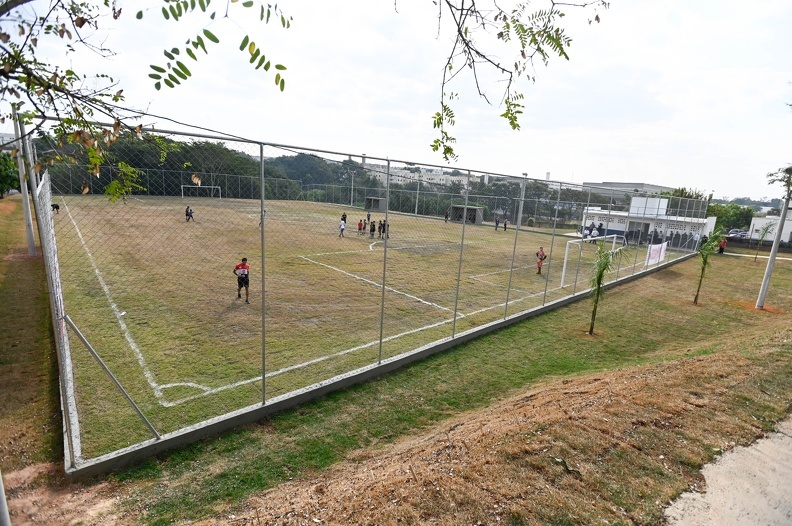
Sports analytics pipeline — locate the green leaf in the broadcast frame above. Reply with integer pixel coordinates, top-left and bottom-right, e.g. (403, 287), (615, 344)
(239, 35), (249, 51)
(256, 54), (267, 70)
(154, 81), (162, 90)
(136, 10), (143, 19)
(196, 36), (207, 53)
(203, 29), (219, 43)
(162, 6), (170, 20)
(149, 64), (166, 73)
(164, 50), (175, 60)
(171, 48), (180, 55)
(148, 73), (162, 80)
(186, 48), (197, 60)
(198, 0), (206, 11)
(249, 48), (260, 63)
(263, 60), (270, 71)
(242, 0), (253, 6)
(163, 78), (174, 88)
(274, 64), (286, 71)
(279, 78), (285, 91)
(176, 61), (191, 77)
(169, 5), (179, 19)
(168, 73), (181, 85)
(174, 68), (187, 80)
(275, 72), (281, 85)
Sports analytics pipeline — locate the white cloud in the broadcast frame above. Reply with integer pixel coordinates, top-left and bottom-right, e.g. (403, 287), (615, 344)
(3, 0), (791, 199)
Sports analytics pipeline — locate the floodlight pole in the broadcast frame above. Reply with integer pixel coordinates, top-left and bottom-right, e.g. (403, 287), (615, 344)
(756, 165), (792, 309)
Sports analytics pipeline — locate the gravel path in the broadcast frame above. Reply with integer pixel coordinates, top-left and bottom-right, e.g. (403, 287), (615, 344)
(665, 416), (792, 525)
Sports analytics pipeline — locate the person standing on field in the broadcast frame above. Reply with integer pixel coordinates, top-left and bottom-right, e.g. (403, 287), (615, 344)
(370, 219), (376, 237)
(234, 257), (251, 304)
(185, 205), (190, 221)
(495, 217), (500, 230)
(536, 246), (546, 275)
(339, 219), (346, 237)
(718, 238), (727, 254)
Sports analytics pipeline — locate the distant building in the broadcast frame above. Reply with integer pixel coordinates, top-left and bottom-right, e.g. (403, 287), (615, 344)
(582, 181), (675, 195)
(582, 196), (712, 248)
(0, 132), (16, 151)
(748, 215), (792, 243)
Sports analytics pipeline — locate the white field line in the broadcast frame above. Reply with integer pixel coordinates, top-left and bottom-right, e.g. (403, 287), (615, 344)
(163, 243), (557, 406)
(299, 255), (458, 315)
(69, 225), (561, 407)
(65, 204), (216, 406)
(64, 204), (165, 401)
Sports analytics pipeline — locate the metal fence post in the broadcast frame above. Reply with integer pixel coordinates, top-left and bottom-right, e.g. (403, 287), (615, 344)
(260, 143), (268, 403)
(377, 160), (391, 364)
(451, 170), (472, 337)
(504, 178), (526, 317)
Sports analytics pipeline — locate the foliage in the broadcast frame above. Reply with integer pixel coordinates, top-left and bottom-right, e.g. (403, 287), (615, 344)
(663, 187), (706, 199)
(588, 240), (627, 334)
(693, 230), (723, 305)
(705, 202), (754, 231)
(0, 152), (19, 198)
(137, 1), (291, 91)
(766, 165), (792, 199)
(431, 0), (608, 160)
(0, 0), (291, 201)
(104, 162), (146, 203)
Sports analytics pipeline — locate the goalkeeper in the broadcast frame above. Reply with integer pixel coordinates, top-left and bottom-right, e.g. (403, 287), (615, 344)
(234, 257), (251, 304)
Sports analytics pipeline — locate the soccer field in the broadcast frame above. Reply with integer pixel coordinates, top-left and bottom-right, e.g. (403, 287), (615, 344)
(52, 195), (653, 457)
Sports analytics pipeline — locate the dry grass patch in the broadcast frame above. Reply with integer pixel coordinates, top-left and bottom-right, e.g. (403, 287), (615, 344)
(216, 347), (791, 526)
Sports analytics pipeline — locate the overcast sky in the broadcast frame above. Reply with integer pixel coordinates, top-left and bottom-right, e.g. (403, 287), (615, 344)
(5, 0), (791, 200)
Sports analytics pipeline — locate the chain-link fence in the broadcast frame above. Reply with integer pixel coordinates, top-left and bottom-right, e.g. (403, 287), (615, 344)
(26, 126), (708, 474)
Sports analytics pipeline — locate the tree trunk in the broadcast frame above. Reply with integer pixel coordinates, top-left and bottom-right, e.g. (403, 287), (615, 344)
(693, 265), (706, 305)
(589, 289), (600, 334)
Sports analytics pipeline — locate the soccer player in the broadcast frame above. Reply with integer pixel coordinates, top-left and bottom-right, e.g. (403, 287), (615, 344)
(536, 246), (546, 275)
(234, 257), (251, 303)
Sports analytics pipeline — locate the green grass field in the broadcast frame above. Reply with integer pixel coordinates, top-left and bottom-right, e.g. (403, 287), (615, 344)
(52, 195), (663, 457)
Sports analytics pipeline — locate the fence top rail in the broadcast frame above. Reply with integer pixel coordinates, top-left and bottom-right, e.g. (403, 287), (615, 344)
(38, 116), (709, 209)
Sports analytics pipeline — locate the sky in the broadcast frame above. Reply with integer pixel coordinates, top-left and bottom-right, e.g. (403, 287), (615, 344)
(4, 0), (791, 200)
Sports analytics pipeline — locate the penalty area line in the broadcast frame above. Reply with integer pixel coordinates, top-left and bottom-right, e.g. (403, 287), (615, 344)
(64, 203), (173, 404)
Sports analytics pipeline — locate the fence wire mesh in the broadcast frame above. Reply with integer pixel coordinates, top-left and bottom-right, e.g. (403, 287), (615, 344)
(27, 127), (708, 471)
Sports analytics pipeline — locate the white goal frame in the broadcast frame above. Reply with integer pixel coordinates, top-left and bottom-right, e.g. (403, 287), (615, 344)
(560, 234), (624, 288)
(181, 185), (222, 199)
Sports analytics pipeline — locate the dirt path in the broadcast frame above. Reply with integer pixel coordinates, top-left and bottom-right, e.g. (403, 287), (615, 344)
(664, 416), (792, 525)
(4, 349), (792, 525)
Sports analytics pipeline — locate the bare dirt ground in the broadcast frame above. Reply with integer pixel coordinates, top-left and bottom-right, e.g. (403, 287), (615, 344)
(8, 345), (790, 525)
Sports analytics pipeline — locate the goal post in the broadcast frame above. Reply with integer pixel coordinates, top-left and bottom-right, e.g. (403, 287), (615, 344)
(560, 234), (625, 288)
(181, 185), (222, 199)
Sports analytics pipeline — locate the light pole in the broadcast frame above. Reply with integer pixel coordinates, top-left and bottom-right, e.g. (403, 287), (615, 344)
(756, 165), (792, 309)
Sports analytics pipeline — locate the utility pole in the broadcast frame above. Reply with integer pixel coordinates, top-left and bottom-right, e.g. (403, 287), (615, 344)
(756, 165), (792, 309)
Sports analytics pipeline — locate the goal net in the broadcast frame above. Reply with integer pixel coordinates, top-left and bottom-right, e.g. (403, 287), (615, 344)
(181, 185), (222, 198)
(560, 234), (625, 288)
